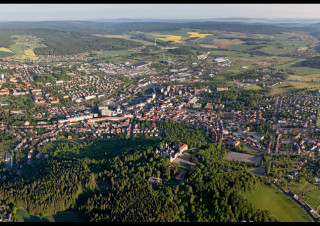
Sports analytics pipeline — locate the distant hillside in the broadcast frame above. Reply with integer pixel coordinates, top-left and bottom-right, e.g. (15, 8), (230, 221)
(0, 28), (143, 55)
(0, 20), (313, 35)
(29, 29), (143, 55)
(0, 20), (318, 55)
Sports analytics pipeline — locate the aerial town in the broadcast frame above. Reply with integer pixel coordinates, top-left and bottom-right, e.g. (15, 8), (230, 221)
(2, 7), (320, 222)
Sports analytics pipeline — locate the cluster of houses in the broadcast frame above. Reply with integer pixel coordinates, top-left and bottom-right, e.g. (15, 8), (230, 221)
(285, 157), (308, 181)
(3, 78), (320, 171)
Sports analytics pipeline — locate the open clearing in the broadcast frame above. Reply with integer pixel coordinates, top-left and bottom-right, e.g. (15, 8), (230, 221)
(298, 46), (308, 51)
(15, 209), (83, 222)
(248, 166), (266, 177)
(226, 151), (263, 166)
(172, 152), (196, 168)
(246, 183), (312, 222)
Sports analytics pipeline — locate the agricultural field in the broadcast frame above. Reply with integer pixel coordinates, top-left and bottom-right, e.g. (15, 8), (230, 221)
(0, 51), (15, 58)
(252, 33), (315, 56)
(199, 44), (218, 49)
(212, 38), (245, 49)
(275, 58), (320, 76)
(22, 49), (39, 60)
(153, 34), (183, 43)
(246, 183), (312, 222)
(222, 31), (317, 59)
(224, 32), (248, 38)
(9, 35), (46, 60)
(187, 31), (212, 38)
(0, 47), (13, 53)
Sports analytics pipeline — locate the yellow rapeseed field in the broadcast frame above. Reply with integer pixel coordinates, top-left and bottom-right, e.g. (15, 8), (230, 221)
(187, 32), (211, 38)
(0, 47), (13, 53)
(155, 34), (183, 43)
(23, 49), (39, 60)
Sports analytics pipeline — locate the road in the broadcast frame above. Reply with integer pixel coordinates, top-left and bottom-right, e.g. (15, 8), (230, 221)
(22, 65), (33, 82)
(272, 97), (281, 153)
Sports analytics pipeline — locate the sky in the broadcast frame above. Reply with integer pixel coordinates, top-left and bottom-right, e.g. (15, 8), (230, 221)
(1, 4), (320, 21)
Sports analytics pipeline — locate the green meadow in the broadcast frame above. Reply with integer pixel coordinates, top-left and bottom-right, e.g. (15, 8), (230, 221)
(15, 209), (83, 222)
(246, 183), (311, 222)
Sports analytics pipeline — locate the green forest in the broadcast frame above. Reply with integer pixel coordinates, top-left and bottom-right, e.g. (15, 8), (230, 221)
(0, 120), (277, 222)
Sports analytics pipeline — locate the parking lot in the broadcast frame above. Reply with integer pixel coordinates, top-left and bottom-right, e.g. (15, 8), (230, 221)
(226, 151), (263, 166)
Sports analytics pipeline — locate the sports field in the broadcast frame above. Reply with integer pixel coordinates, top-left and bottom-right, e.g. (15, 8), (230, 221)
(246, 183), (312, 222)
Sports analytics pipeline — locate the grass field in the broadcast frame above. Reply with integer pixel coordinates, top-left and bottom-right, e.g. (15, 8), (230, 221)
(102, 50), (133, 57)
(304, 189), (320, 212)
(286, 179), (320, 211)
(229, 44), (258, 52)
(15, 209), (83, 222)
(286, 179), (315, 196)
(287, 74), (320, 82)
(275, 58), (320, 76)
(199, 44), (218, 49)
(0, 51), (15, 58)
(257, 33), (314, 56)
(269, 81), (320, 96)
(244, 84), (263, 90)
(210, 50), (252, 58)
(246, 183), (312, 222)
